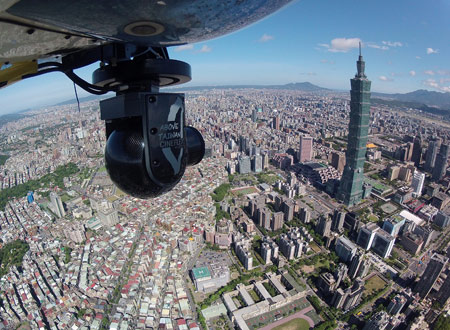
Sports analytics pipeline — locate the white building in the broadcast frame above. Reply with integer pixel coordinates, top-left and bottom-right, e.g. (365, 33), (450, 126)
(411, 171), (425, 197)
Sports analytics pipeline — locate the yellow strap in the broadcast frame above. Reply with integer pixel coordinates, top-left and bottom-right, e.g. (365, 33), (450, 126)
(0, 61), (38, 88)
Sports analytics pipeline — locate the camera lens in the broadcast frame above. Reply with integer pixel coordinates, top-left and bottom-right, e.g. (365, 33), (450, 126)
(185, 126), (205, 166)
(105, 126), (168, 198)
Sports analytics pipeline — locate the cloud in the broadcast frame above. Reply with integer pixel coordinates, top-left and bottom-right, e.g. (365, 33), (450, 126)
(390, 72), (405, 77)
(424, 70), (435, 76)
(299, 72), (317, 76)
(198, 45), (212, 53)
(382, 41), (403, 47)
(320, 59), (335, 64)
(409, 70), (416, 77)
(379, 76), (393, 82)
(319, 38), (361, 53)
(329, 38), (361, 52)
(423, 78), (450, 92)
(174, 44), (194, 52)
(259, 34), (274, 43)
(426, 47), (438, 54)
(437, 70), (450, 76)
(367, 43), (389, 50)
(415, 56), (421, 60)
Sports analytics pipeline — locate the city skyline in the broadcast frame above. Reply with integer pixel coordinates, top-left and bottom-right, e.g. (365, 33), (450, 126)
(0, 0), (449, 115)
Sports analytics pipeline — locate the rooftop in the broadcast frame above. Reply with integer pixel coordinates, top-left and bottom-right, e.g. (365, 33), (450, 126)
(192, 266), (211, 280)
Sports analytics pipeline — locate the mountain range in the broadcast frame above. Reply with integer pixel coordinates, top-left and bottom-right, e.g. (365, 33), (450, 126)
(371, 89), (450, 109)
(20, 82), (450, 114)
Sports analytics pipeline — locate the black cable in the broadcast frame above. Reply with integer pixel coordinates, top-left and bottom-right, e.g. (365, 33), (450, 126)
(22, 67), (62, 79)
(73, 82), (81, 112)
(64, 70), (110, 95)
(36, 61), (111, 94)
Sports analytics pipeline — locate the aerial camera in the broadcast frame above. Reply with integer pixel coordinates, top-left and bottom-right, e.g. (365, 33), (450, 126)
(92, 46), (205, 198)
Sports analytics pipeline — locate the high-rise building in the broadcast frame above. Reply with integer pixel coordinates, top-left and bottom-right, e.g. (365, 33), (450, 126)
(414, 253), (448, 299)
(251, 155), (263, 173)
(348, 251), (364, 279)
(436, 269), (450, 306)
(334, 263), (348, 288)
(257, 207), (271, 229)
(235, 238), (253, 270)
(371, 230), (395, 258)
(50, 192), (65, 218)
(251, 108), (257, 122)
(271, 211), (284, 231)
(261, 242), (272, 264)
(316, 214), (332, 238)
(262, 152), (269, 169)
(382, 215), (406, 238)
(98, 208), (119, 227)
(317, 272), (336, 295)
(261, 237), (279, 264)
(411, 136), (422, 166)
(282, 200), (294, 222)
(424, 138), (440, 173)
(298, 135), (313, 163)
(239, 135), (249, 154)
(331, 288), (347, 309)
(411, 171), (425, 196)
(335, 236), (357, 263)
(238, 156), (251, 174)
(387, 294), (407, 315)
(434, 211), (450, 228)
(299, 207), (310, 223)
(331, 210), (346, 233)
(432, 143), (449, 181)
(331, 152), (346, 173)
(342, 279), (365, 311)
(337, 48), (371, 207)
(344, 212), (361, 233)
(273, 116), (280, 130)
(363, 311), (390, 330)
(356, 223), (379, 250)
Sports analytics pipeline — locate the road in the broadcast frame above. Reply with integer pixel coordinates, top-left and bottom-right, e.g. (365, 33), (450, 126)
(305, 186), (335, 211)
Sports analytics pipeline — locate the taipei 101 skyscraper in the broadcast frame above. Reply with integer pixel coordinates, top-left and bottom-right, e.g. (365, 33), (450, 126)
(338, 44), (371, 206)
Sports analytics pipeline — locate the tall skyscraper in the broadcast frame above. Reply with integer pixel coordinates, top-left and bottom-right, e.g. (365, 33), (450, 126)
(316, 214), (332, 238)
(238, 156), (251, 174)
(273, 116), (280, 130)
(50, 192), (65, 218)
(239, 135), (249, 154)
(437, 270), (450, 306)
(338, 47), (371, 207)
(251, 155), (263, 173)
(331, 210), (346, 233)
(432, 143), (449, 181)
(348, 251), (363, 279)
(414, 253), (448, 299)
(424, 138), (440, 173)
(411, 136), (422, 166)
(411, 171), (425, 196)
(299, 135), (313, 163)
(251, 108), (257, 122)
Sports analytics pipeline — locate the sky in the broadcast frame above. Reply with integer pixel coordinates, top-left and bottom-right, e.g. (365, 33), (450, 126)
(0, 0), (449, 115)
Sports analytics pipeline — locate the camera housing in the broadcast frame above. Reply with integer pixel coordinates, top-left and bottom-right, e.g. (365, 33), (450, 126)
(96, 56), (205, 198)
(101, 92), (205, 198)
